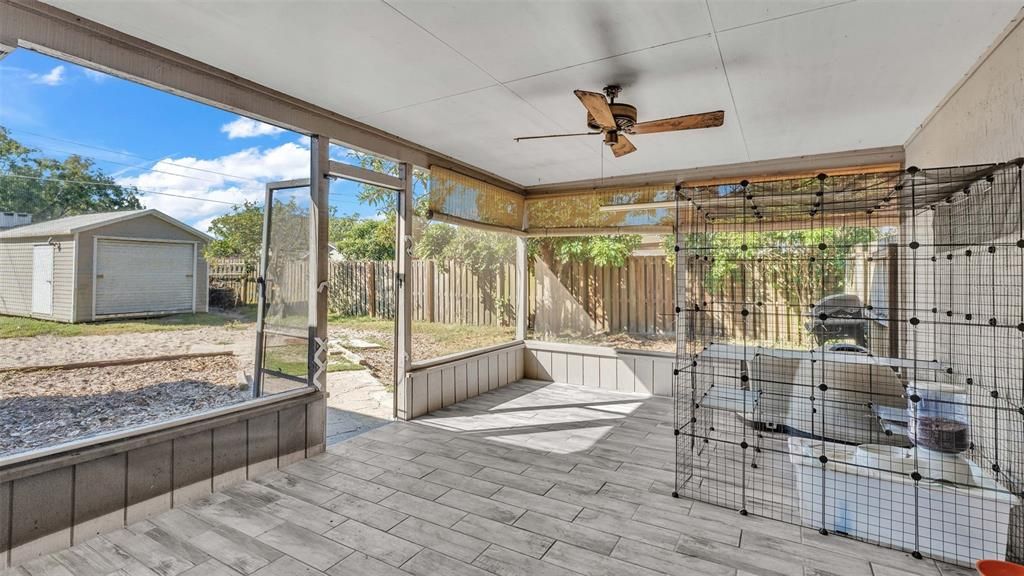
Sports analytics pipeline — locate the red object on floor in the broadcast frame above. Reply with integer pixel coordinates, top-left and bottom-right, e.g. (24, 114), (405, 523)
(978, 560), (1024, 576)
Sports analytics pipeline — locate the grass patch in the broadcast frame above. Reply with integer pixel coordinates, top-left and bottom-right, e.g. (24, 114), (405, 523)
(263, 341), (363, 378)
(329, 315), (516, 360)
(0, 306), (257, 339)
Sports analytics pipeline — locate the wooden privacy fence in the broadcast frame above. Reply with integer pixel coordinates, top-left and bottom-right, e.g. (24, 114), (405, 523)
(210, 258), (515, 326)
(210, 256), (828, 342)
(533, 256), (828, 343)
(532, 256), (676, 337)
(208, 258), (259, 306)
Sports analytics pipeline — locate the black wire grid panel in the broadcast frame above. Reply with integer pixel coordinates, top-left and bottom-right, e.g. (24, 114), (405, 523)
(673, 160), (1024, 568)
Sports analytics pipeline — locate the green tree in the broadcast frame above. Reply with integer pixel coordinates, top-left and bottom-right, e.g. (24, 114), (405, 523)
(415, 223), (516, 273)
(331, 214), (395, 260)
(684, 227), (880, 296)
(206, 198), (313, 267)
(206, 201), (265, 265)
(530, 235), (643, 269)
(0, 126), (142, 220)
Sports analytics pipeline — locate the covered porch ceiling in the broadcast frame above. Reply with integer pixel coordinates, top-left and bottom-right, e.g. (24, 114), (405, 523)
(36, 0), (1022, 188)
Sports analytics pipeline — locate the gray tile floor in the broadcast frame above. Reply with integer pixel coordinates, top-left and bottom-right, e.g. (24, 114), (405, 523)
(5, 380), (973, 576)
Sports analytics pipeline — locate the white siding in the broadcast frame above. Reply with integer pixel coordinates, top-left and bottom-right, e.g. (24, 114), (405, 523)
(0, 237), (75, 323)
(524, 341), (672, 397)
(407, 344), (525, 418)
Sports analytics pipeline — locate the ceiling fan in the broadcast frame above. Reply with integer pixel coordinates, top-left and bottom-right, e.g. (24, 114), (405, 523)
(514, 85), (725, 158)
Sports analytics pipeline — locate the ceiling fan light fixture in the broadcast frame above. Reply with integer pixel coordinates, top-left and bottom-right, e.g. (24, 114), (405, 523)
(514, 87), (724, 159)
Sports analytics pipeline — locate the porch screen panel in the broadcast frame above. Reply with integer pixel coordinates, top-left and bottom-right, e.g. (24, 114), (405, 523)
(428, 166), (524, 230)
(674, 162), (1024, 569)
(525, 184), (676, 231)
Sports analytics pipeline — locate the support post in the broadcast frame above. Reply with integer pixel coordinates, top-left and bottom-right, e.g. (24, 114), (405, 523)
(309, 135), (330, 392)
(515, 237), (528, 341)
(302, 135), (329, 455)
(395, 163), (415, 420)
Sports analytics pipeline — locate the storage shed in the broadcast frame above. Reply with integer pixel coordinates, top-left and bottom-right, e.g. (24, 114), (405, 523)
(0, 209), (211, 322)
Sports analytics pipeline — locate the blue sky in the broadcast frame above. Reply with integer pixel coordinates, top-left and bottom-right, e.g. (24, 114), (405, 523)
(0, 49), (381, 232)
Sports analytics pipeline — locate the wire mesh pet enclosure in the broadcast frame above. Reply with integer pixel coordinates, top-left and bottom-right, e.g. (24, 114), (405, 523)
(673, 160), (1024, 567)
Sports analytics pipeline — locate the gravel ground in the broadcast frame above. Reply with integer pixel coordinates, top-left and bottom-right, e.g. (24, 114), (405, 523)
(0, 355), (248, 456)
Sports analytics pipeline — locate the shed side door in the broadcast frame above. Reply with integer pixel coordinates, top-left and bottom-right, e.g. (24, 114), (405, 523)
(31, 244), (54, 315)
(95, 239), (195, 316)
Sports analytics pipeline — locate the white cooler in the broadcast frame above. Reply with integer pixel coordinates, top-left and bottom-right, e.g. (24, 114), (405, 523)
(788, 437), (1018, 567)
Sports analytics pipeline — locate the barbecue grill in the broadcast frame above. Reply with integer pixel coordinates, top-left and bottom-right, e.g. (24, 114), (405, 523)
(805, 293), (869, 346)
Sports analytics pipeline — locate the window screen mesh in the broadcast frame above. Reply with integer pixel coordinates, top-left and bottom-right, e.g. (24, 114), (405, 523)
(428, 166), (524, 230)
(526, 184), (676, 231)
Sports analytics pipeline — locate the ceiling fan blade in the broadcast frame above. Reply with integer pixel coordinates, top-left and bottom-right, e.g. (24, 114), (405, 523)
(611, 134), (636, 157)
(574, 90), (616, 131)
(514, 131), (601, 142)
(632, 110), (725, 134)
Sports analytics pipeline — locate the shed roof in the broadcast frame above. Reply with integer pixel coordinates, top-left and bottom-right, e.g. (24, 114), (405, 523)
(0, 209), (213, 241)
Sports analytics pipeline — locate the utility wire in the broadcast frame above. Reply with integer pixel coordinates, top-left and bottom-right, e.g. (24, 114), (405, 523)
(0, 173), (241, 206)
(21, 142), (232, 185)
(3, 173), (377, 209)
(9, 128), (267, 182)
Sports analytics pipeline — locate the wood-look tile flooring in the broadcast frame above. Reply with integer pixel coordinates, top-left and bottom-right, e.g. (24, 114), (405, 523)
(4, 381), (971, 576)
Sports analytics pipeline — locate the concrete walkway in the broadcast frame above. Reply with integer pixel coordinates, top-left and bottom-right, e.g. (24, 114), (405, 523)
(325, 369), (393, 445)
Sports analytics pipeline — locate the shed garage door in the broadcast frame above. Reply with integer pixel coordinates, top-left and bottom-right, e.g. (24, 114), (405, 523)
(95, 239), (195, 316)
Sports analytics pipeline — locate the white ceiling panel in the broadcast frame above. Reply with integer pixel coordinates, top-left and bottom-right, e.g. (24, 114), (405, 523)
(364, 85), (602, 185)
(719, 0), (1022, 161)
(44, 0), (496, 118)
(707, 0), (852, 31)
(387, 0), (712, 82)
(34, 0), (1024, 187)
(506, 35), (748, 180)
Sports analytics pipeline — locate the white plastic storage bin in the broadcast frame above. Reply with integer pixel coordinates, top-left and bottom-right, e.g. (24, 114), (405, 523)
(788, 437), (1018, 566)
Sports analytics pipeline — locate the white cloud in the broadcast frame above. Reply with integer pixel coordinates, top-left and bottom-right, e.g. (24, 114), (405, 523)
(220, 116), (286, 139)
(82, 68), (108, 83)
(117, 141), (310, 234)
(30, 65), (66, 86)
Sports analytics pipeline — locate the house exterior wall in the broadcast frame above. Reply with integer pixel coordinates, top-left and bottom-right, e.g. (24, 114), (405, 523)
(905, 16), (1024, 166)
(903, 14), (1024, 556)
(74, 214), (209, 322)
(0, 235), (75, 323)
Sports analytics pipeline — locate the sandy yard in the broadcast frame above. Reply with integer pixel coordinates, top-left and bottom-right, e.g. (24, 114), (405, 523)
(0, 355), (249, 456)
(0, 313), (397, 457)
(0, 324), (256, 369)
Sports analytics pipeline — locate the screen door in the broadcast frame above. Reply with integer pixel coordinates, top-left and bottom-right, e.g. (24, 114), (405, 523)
(254, 179), (312, 396)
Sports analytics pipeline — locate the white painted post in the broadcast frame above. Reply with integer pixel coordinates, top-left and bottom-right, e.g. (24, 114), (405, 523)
(515, 237), (528, 341)
(395, 162), (415, 419)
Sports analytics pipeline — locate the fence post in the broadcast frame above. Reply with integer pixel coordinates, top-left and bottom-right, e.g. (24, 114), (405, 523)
(367, 261), (377, 318)
(426, 260), (435, 323)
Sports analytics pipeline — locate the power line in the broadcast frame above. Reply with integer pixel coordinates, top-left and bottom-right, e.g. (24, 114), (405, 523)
(0, 173), (241, 206)
(23, 142), (231, 186)
(9, 128), (268, 183)
(2, 173), (391, 212)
